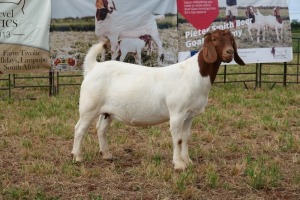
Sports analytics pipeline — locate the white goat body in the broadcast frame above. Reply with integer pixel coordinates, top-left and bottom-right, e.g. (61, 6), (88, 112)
(265, 15), (283, 42)
(246, 7), (266, 43)
(83, 41), (211, 126)
(73, 30), (245, 170)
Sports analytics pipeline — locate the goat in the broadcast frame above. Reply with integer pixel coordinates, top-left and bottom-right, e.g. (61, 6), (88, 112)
(71, 29), (245, 170)
(245, 7), (266, 43)
(111, 35), (153, 65)
(265, 15), (283, 42)
(94, 0), (164, 64)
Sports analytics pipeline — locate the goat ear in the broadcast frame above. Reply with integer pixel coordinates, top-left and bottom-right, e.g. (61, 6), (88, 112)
(203, 33), (217, 63)
(233, 38), (245, 66)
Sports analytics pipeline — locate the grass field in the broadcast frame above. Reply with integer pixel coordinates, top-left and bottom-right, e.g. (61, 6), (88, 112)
(0, 14), (300, 200)
(0, 77), (300, 199)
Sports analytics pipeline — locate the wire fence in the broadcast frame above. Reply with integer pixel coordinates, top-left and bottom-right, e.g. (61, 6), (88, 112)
(1, 38), (299, 99)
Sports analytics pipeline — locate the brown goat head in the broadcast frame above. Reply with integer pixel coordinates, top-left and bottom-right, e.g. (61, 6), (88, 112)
(203, 29), (245, 66)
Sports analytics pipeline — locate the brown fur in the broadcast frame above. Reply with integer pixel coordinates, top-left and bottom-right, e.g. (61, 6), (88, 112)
(198, 29), (245, 84)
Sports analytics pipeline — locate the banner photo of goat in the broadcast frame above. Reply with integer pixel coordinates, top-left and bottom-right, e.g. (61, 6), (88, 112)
(178, 0), (293, 64)
(50, 0), (177, 71)
(0, 0), (51, 74)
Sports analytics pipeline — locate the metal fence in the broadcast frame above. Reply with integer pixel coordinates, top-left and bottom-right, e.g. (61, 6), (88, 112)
(1, 38), (300, 99)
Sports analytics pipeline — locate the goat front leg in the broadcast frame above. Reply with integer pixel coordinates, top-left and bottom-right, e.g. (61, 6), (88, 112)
(262, 26), (266, 41)
(275, 27), (280, 41)
(181, 118), (193, 165)
(170, 116), (186, 170)
(248, 27), (254, 41)
(100, 49), (106, 62)
(256, 27), (260, 43)
(96, 114), (113, 160)
(119, 51), (128, 62)
(280, 26), (283, 42)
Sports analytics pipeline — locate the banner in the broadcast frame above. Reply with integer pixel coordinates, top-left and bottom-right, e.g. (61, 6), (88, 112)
(178, 0), (293, 64)
(0, 0), (51, 74)
(50, 0), (293, 72)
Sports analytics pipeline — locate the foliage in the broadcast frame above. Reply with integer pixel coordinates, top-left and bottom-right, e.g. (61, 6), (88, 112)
(291, 19), (300, 32)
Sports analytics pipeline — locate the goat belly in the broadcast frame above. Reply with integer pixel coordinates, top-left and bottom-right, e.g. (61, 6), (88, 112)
(101, 96), (170, 126)
(110, 112), (169, 126)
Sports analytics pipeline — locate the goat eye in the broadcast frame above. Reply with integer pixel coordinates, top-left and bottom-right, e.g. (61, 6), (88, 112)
(212, 38), (217, 42)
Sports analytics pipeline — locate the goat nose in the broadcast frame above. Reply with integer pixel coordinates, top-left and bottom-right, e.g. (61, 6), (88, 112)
(226, 49), (234, 55)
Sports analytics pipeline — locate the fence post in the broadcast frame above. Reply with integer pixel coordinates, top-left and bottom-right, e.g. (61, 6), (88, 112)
(259, 63), (262, 88)
(223, 65), (227, 83)
(8, 74), (11, 98)
(49, 71), (54, 96)
(255, 63), (259, 89)
(283, 62), (287, 87)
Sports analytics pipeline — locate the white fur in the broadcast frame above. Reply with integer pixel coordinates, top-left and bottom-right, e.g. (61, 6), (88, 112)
(73, 42), (211, 170)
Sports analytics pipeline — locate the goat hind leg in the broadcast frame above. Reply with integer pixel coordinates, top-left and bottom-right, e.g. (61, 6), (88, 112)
(136, 50), (142, 65)
(96, 114), (113, 160)
(170, 116), (186, 170)
(72, 112), (98, 162)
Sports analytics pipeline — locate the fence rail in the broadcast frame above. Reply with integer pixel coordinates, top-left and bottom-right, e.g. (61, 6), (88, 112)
(1, 37), (300, 99)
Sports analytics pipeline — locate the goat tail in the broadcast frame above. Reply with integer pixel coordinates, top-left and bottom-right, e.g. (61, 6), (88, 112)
(83, 39), (106, 76)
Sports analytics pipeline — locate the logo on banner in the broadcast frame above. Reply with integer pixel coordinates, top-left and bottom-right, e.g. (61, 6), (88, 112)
(53, 56), (77, 71)
(270, 47), (288, 60)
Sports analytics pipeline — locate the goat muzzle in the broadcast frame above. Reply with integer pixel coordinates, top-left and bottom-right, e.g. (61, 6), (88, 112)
(222, 48), (234, 63)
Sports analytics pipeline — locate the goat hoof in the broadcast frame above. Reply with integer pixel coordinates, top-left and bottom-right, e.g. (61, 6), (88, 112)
(173, 160), (187, 171)
(72, 154), (83, 163)
(101, 152), (113, 160)
(183, 157), (193, 165)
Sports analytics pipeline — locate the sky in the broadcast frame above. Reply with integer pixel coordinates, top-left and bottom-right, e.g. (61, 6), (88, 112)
(288, 0), (300, 21)
(51, 0), (300, 21)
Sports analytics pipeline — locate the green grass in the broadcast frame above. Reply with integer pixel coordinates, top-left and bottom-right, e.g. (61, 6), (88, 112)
(245, 155), (282, 189)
